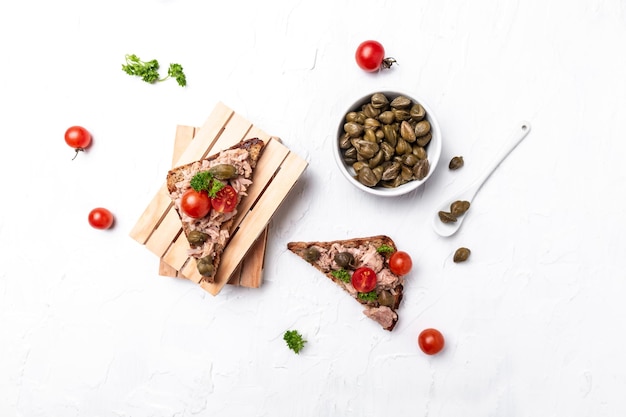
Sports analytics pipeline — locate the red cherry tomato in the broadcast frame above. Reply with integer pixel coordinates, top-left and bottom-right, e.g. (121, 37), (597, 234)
(181, 189), (211, 218)
(389, 251), (413, 276)
(211, 185), (238, 213)
(64, 126), (92, 160)
(88, 207), (114, 230)
(351, 267), (377, 292)
(355, 40), (396, 72)
(418, 328), (445, 355)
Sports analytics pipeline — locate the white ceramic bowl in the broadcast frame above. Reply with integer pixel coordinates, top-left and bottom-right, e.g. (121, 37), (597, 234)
(334, 91), (442, 197)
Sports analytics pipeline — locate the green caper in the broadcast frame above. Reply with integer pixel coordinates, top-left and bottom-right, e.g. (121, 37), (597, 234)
(353, 139), (379, 159)
(416, 132), (432, 147)
(339, 133), (352, 149)
(303, 247), (320, 263)
(413, 159), (430, 180)
(344, 122), (364, 138)
(453, 247), (471, 263)
(369, 150), (385, 168)
(400, 121), (416, 142)
(449, 156), (464, 170)
(381, 161), (402, 181)
(378, 111), (395, 125)
(357, 166), (379, 187)
(378, 290), (395, 307)
(371, 92), (389, 109)
(197, 256), (215, 277)
(450, 200), (471, 217)
(187, 230), (209, 246)
(345, 111), (359, 122)
(410, 103), (426, 120)
(334, 252), (355, 269)
(208, 164), (238, 180)
(390, 95), (411, 109)
(438, 211), (457, 223)
(414, 120), (431, 137)
(362, 103), (381, 118)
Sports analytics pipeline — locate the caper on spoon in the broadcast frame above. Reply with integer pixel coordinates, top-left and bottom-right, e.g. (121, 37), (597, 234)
(432, 121), (532, 237)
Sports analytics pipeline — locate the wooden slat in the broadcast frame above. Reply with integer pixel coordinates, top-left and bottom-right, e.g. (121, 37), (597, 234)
(130, 102), (308, 295)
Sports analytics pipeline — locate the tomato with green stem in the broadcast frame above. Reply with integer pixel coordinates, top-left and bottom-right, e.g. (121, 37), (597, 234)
(355, 40), (396, 72)
(65, 126), (92, 160)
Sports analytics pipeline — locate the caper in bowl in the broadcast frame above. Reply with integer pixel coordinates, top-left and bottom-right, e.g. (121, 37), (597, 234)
(333, 91), (442, 197)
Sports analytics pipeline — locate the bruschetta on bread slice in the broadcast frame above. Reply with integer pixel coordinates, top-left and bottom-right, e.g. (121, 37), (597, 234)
(167, 138), (265, 283)
(288, 235), (406, 331)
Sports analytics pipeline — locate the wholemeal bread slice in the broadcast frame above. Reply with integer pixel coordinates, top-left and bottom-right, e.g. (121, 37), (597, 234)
(167, 138), (265, 283)
(287, 235), (404, 331)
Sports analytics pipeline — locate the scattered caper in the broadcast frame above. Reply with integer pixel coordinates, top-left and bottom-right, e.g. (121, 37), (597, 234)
(449, 156), (464, 170)
(197, 256), (215, 277)
(438, 211), (457, 223)
(208, 164), (238, 180)
(453, 247), (471, 263)
(334, 252), (356, 269)
(303, 247), (320, 263)
(187, 230), (209, 246)
(450, 200), (471, 217)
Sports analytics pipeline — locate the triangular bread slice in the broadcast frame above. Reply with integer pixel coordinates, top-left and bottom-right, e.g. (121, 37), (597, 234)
(287, 235), (404, 331)
(166, 138), (265, 283)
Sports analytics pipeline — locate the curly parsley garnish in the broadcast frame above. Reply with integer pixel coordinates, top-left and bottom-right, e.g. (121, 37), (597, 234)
(358, 290), (378, 302)
(331, 269), (351, 283)
(377, 244), (395, 254)
(122, 54), (187, 87)
(283, 330), (307, 354)
(190, 171), (225, 198)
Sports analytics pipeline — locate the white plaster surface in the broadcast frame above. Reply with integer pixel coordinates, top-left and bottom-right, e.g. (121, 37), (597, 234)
(1, 0), (626, 416)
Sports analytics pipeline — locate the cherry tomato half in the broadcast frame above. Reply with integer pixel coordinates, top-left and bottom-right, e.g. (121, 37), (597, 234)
(351, 267), (377, 293)
(355, 40), (396, 72)
(211, 185), (238, 213)
(181, 189), (211, 218)
(65, 126), (92, 160)
(418, 328), (445, 355)
(88, 207), (114, 230)
(389, 251), (413, 276)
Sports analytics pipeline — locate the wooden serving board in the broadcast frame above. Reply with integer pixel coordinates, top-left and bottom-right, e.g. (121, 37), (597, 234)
(158, 124), (269, 288)
(130, 102), (308, 295)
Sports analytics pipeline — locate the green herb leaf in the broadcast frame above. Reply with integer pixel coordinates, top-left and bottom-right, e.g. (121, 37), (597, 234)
(358, 290), (378, 302)
(283, 330), (307, 354)
(377, 244), (395, 254)
(168, 63), (187, 87)
(190, 171), (212, 192)
(122, 54), (187, 87)
(331, 269), (351, 283)
(208, 179), (225, 198)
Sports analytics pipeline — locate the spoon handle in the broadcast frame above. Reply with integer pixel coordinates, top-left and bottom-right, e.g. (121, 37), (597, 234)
(470, 121), (532, 196)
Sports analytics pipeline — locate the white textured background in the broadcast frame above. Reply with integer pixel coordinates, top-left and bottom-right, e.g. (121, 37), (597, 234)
(1, 0), (625, 416)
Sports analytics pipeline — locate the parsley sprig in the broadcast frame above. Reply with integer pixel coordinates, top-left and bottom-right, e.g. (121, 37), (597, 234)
(122, 54), (187, 87)
(283, 330), (307, 354)
(377, 244), (395, 254)
(190, 171), (225, 198)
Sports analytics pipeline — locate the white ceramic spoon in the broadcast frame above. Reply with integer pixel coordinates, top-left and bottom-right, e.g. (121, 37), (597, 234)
(432, 121), (532, 237)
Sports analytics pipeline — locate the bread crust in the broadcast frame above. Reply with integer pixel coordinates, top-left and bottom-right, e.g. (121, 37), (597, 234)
(167, 138), (265, 283)
(287, 235), (403, 331)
